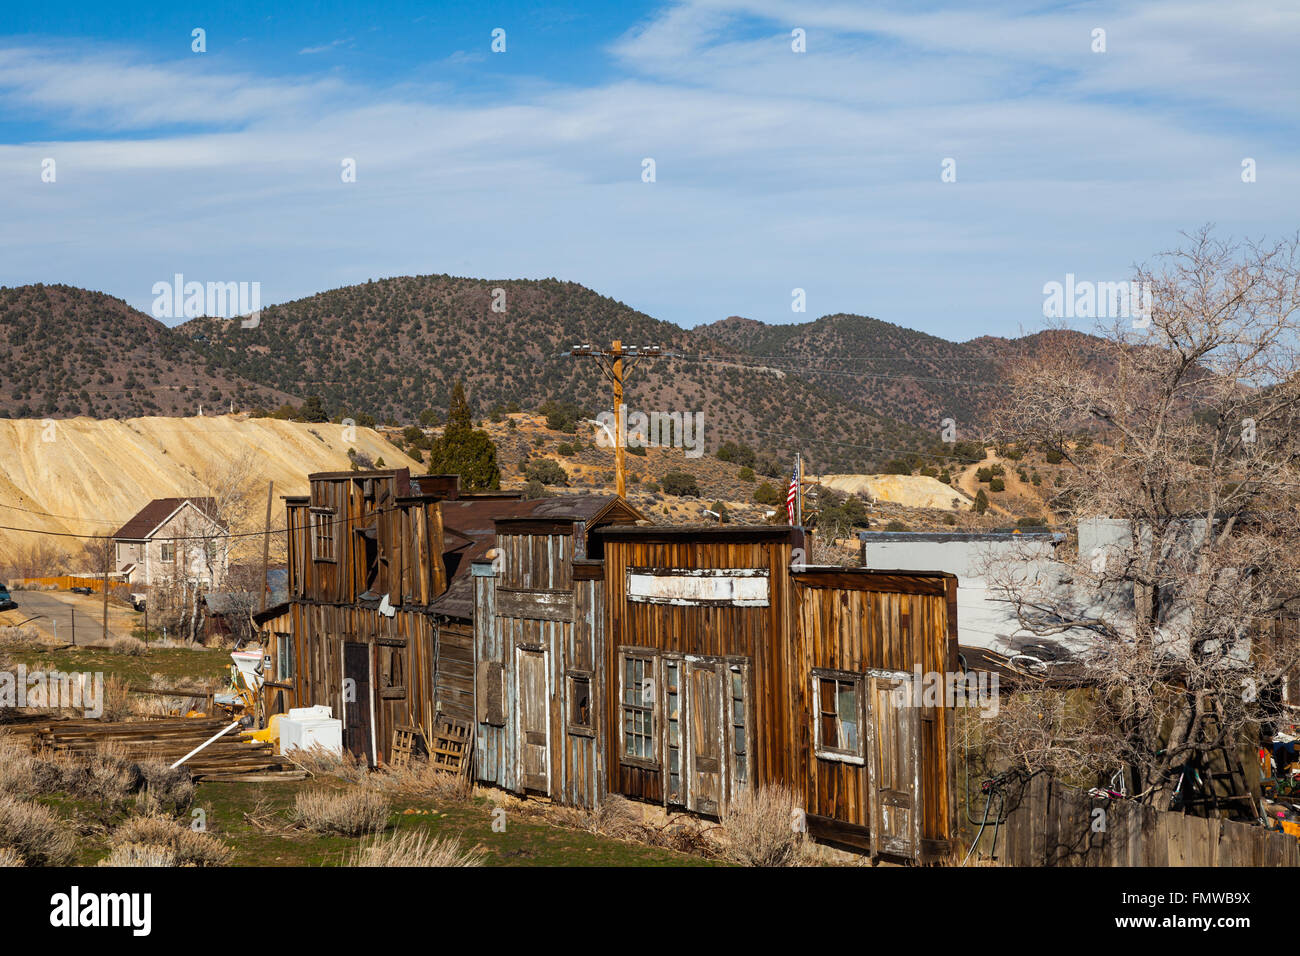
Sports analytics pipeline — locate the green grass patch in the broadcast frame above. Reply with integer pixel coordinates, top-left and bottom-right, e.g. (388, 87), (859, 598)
(195, 778), (717, 867)
(4, 644), (229, 688)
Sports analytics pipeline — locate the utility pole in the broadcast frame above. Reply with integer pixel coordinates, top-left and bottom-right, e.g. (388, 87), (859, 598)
(101, 535), (109, 644)
(570, 341), (663, 497)
(260, 480), (274, 613)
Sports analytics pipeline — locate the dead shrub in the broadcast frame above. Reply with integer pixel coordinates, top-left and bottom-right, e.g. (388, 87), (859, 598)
(135, 760), (196, 816)
(98, 842), (177, 867)
(0, 795), (77, 866)
(84, 744), (144, 807)
(719, 786), (807, 867)
(0, 736), (37, 796)
(111, 814), (232, 866)
(99, 675), (132, 722)
(346, 829), (485, 867)
(110, 637), (147, 656)
(583, 793), (641, 839)
(291, 787), (390, 836)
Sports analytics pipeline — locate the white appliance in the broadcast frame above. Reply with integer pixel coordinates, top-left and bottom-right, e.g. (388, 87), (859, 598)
(279, 705), (343, 757)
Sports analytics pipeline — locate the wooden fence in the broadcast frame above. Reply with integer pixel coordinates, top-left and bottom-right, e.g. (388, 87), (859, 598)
(965, 774), (1300, 866)
(17, 576), (127, 593)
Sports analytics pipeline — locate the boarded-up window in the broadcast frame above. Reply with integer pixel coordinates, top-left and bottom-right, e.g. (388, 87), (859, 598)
(379, 645), (406, 698)
(813, 669), (864, 764)
(477, 660), (505, 726)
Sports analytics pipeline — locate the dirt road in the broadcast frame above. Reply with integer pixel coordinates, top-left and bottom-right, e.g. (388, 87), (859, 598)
(0, 590), (139, 646)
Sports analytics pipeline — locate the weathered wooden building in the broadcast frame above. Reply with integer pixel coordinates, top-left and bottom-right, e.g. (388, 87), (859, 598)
(473, 520), (961, 862)
(279, 467), (641, 769)
(470, 497), (644, 807)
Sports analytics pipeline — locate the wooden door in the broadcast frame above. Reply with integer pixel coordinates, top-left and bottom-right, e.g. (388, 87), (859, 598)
(867, 674), (920, 859)
(687, 661), (724, 816)
(516, 646), (550, 794)
(342, 642), (375, 766)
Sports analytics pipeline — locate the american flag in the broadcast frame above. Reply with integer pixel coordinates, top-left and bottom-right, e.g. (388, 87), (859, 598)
(786, 459), (799, 524)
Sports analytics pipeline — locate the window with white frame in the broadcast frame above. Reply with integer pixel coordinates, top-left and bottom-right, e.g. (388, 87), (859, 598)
(276, 633), (295, 682)
(160, 540), (174, 563)
(813, 669), (864, 763)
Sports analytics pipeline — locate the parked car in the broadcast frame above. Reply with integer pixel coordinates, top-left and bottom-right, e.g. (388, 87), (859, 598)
(70, 586), (93, 595)
(130, 593), (147, 611)
(0, 581), (15, 612)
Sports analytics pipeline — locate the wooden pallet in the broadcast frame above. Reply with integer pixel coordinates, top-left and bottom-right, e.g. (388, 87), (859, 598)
(389, 725), (428, 770)
(428, 716), (473, 776)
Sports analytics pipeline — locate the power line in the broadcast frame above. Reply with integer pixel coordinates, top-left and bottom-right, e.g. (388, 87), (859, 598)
(0, 501), (405, 543)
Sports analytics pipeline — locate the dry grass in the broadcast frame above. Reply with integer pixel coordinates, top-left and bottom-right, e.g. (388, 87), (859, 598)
(0, 795), (77, 866)
(371, 760), (473, 803)
(346, 829), (486, 867)
(534, 793), (716, 857)
(291, 787), (391, 836)
(111, 814), (232, 866)
(283, 744), (368, 784)
(0, 625), (42, 649)
(98, 842), (178, 867)
(110, 636), (148, 656)
(0, 847), (23, 866)
(719, 786), (808, 867)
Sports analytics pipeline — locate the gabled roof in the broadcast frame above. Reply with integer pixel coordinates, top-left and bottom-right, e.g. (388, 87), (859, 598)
(111, 498), (226, 541)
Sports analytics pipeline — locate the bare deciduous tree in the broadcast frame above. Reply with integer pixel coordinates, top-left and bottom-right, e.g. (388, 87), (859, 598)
(990, 227), (1300, 807)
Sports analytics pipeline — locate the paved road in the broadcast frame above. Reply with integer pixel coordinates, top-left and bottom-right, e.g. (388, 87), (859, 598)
(0, 590), (139, 646)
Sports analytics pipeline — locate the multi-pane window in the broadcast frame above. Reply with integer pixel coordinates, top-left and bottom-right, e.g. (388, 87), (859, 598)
(664, 659), (682, 800)
(621, 652), (656, 763)
(160, 541), (174, 563)
(814, 670), (864, 762)
(730, 665), (748, 786)
(310, 508), (336, 562)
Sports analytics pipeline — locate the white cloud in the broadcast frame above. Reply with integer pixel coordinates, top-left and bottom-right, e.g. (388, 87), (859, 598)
(0, 1), (1296, 338)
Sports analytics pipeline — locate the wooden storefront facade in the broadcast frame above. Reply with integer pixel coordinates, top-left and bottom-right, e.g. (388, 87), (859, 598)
(473, 521), (961, 862)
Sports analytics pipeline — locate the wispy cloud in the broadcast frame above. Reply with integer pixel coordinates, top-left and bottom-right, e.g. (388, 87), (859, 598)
(0, 1), (1296, 338)
(299, 38), (351, 55)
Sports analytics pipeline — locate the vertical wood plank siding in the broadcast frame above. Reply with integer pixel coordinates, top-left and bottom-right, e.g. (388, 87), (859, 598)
(473, 528), (606, 808)
(596, 528), (957, 859)
(283, 471), (459, 766)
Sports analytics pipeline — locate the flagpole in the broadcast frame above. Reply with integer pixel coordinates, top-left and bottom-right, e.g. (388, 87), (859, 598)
(795, 453), (802, 526)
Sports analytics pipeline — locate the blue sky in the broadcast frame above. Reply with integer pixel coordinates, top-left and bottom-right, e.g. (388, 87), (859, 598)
(1, 0), (1296, 340)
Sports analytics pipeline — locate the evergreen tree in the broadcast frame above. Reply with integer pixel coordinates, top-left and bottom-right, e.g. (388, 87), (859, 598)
(426, 381), (501, 490)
